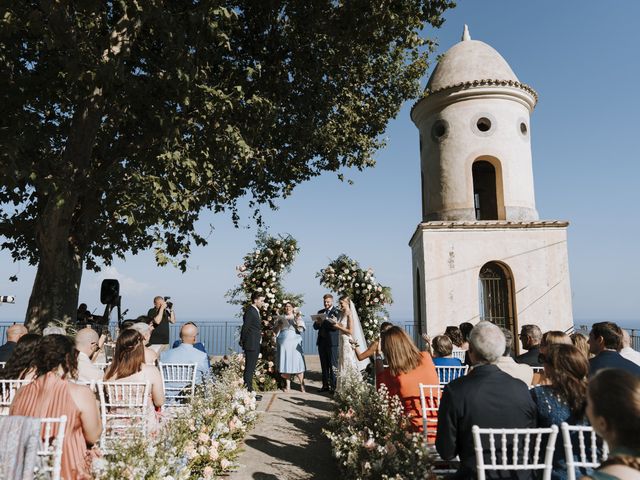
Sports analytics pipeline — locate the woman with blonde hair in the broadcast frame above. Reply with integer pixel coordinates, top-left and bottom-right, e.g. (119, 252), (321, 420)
(570, 332), (591, 360)
(533, 331), (573, 385)
(376, 326), (439, 439)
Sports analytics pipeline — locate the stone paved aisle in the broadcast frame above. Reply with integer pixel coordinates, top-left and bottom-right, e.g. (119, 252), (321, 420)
(229, 356), (340, 480)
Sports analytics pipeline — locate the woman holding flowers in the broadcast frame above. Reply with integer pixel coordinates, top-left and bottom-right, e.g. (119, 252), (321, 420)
(274, 301), (306, 392)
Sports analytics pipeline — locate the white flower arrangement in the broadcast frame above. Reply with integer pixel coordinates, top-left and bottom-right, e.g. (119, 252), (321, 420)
(325, 370), (435, 479)
(93, 355), (259, 480)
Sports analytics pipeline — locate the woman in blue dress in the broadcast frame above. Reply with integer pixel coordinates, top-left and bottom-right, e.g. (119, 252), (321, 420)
(530, 343), (591, 480)
(274, 301), (306, 392)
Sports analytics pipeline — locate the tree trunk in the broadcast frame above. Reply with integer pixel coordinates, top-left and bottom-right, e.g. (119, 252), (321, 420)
(25, 226), (84, 332)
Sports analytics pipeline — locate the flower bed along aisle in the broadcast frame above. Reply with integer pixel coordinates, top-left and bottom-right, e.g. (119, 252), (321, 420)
(93, 354), (259, 480)
(325, 370), (435, 480)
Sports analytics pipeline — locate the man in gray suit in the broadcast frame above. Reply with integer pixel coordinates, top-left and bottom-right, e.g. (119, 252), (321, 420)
(240, 292), (265, 394)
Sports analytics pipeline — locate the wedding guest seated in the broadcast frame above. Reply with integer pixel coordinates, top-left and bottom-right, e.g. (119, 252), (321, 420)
(459, 322), (473, 351)
(444, 325), (466, 358)
(531, 344), (591, 480)
(620, 329), (640, 366)
(161, 323), (210, 384)
(127, 322), (159, 365)
(431, 335), (463, 383)
(0, 324), (27, 362)
(10, 334), (102, 480)
(104, 330), (164, 432)
(534, 331), (573, 385)
(582, 369), (640, 480)
(496, 328), (534, 386)
(516, 324), (543, 367)
(436, 321), (536, 479)
(170, 321), (209, 356)
(0, 333), (42, 380)
(376, 326), (439, 439)
(75, 327), (104, 382)
(570, 332), (591, 360)
(588, 321), (640, 377)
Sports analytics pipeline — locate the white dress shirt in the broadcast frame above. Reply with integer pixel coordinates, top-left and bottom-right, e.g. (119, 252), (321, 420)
(77, 351), (104, 382)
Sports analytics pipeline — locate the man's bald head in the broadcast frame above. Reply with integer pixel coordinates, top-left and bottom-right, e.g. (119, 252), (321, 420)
(180, 323), (198, 345)
(7, 324), (28, 342)
(75, 328), (99, 355)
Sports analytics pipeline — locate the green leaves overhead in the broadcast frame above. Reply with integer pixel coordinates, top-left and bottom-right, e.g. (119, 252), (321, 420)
(0, 0), (454, 273)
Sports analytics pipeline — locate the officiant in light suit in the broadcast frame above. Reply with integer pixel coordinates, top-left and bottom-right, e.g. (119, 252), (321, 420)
(314, 293), (340, 392)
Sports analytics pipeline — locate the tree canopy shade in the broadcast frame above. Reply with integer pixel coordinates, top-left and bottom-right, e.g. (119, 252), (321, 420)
(0, 0), (454, 330)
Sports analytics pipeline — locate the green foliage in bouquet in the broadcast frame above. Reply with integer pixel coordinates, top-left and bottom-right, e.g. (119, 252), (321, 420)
(325, 370), (434, 480)
(226, 231), (304, 390)
(93, 358), (259, 479)
(317, 255), (392, 342)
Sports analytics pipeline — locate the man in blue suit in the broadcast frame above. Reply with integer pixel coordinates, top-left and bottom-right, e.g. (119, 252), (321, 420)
(161, 323), (210, 384)
(314, 294), (340, 393)
(588, 321), (640, 377)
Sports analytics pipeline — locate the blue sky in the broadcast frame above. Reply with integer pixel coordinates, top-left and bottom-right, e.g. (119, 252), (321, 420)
(1, 1), (639, 329)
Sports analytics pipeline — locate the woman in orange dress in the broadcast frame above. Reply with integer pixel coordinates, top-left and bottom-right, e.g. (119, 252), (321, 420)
(376, 326), (439, 441)
(11, 334), (102, 480)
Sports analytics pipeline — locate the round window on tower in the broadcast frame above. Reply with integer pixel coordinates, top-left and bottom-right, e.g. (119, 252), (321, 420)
(477, 117), (491, 132)
(471, 113), (496, 137)
(430, 119), (449, 142)
(520, 122), (528, 135)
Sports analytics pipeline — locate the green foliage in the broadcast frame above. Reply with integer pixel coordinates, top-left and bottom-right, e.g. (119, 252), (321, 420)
(317, 255), (393, 343)
(0, 0), (454, 273)
(226, 231), (303, 389)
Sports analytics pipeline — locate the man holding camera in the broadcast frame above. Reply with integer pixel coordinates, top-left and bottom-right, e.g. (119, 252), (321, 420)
(147, 295), (176, 354)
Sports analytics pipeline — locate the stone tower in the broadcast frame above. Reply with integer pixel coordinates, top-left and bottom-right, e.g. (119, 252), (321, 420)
(409, 26), (573, 347)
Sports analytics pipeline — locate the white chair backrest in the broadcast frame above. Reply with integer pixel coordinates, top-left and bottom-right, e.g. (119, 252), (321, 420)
(93, 362), (110, 372)
(0, 362), (5, 369)
(560, 423), (609, 480)
(418, 383), (444, 442)
(97, 381), (150, 450)
(159, 363), (197, 406)
(38, 415), (67, 480)
(472, 425), (559, 480)
(451, 350), (466, 361)
(435, 365), (468, 384)
(0, 379), (30, 415)
(532, 366), (544, 374)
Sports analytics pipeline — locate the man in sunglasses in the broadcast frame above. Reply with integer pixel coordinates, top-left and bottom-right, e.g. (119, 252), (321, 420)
(515, 324), (543, 367)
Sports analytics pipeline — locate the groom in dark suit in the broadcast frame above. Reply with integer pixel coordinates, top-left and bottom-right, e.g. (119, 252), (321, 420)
(314, 293), (340, 392)
(240, 292), (265, 394)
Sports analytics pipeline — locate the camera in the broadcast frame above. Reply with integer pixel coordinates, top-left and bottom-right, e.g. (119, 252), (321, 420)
(164, 296), (173, 310)
(0, 295), (16, 304)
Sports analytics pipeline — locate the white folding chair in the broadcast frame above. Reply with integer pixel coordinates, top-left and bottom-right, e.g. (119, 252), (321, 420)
(0, 379), (30, 415)
(560, 423), (609, 480)
(418, 383), (444, 442)
(159, 363), (197, 407)
(0, 362), (6, 369)
(435, 365), (469, 384)
(472, 425), (559, 480)
(97, 381), (150, 451)
(38, 415), (67, 480)
(532, 366), (544, 374)
(93, 362), (110, 372)
(451, 350), (466, 361)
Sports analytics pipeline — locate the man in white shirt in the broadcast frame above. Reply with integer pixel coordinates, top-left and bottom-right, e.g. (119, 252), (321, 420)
(75, 327), (104, 382)
(496, 328), (534, 385)
(620, 329), (640, 366)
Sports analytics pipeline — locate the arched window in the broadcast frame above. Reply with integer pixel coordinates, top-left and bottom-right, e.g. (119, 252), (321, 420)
(478, 262), (517, 340)
(473, 161), (498, 220)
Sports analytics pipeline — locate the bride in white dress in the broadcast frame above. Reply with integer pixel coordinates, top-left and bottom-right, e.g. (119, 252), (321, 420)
(331, 295), (369, 391)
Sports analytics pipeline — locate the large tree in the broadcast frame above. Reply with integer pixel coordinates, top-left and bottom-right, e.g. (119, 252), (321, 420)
(0, 0), (453, 331)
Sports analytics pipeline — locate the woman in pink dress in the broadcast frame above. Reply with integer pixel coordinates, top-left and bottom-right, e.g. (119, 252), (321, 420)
(11, 334), (102, 480)
(103, 329), (164, 433)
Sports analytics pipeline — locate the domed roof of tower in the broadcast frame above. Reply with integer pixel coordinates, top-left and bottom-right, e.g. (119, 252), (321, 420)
(426, 25), (522, 94)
